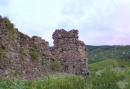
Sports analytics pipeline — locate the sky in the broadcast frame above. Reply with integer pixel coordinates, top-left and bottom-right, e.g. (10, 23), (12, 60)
(0, 0), (130, 46)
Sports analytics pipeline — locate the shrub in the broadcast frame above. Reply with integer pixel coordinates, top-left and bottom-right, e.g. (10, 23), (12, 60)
(10, 28), (17, 35)
(30, 50), (40, 61)
(50, 61), (61, 71)
(3, 17), (14, 29)
(9, 28), (17, 41)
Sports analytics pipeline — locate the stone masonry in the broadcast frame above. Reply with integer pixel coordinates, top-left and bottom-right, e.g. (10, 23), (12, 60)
(0, 16), (88, 80)
(52, 29), (88, 75)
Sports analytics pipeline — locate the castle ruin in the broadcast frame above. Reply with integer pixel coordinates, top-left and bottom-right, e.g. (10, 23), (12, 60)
(0, 16), (88, 79)
(51, 29), (88, 75)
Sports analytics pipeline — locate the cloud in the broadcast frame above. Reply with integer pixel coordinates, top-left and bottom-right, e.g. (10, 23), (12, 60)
(0, 0), (130, 45)
(64, 0), (130, 45)
(0, 0), (9, 7)
(0, 0), (9, 16)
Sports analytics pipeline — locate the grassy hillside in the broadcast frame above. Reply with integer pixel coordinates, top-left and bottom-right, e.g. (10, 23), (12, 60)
(0, 59), (130, 89)
(87, 45), (130, 63)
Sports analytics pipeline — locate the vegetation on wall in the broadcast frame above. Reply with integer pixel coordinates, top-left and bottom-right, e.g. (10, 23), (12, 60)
(30, 49), (40, 61)
(0, 48), (6, 59)
(2, 17), (14, 29)
(50, 61), (61, 71)
(20, 48), (29, 56)
(10, 28), (17, 35)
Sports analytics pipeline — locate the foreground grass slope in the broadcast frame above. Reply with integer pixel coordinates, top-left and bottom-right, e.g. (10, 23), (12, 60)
(0, 59), (130, 89)
(88, 59), (130, 89)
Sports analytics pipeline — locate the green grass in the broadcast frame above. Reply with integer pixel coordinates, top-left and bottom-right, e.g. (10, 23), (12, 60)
(0, 59), (130, 89)
(88, 59), (130, 89)
(0, 75), (86, 89)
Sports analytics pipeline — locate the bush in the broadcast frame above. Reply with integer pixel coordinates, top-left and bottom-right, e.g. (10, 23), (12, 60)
(10, 28), (17, 35)
(50, 61), (61, 71)
(8, 28), (17, 41)
(3, 17), (14, 29)
(30, 50), (40, 61)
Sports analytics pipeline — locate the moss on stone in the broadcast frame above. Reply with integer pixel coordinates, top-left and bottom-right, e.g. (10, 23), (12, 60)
(30, 50), (40, 61)
(20, 48), (29, 56)
(0, 49), (6, 59)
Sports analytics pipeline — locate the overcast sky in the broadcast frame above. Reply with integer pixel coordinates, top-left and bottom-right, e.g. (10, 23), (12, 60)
(0, 0), (130, 45)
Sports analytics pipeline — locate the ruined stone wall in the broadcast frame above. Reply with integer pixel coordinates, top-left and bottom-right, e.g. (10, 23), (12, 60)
(52, 29), (88, 75)
(0, 16), (88, 80)
(0, 16), (54, 79)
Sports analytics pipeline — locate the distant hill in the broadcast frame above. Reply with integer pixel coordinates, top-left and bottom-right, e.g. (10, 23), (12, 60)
(87, 45), (130, 64)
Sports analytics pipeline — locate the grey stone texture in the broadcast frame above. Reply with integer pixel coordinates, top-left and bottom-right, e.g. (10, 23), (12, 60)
(0, 16), (88, 80)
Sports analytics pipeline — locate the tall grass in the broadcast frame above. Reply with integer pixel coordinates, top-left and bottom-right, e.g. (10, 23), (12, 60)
(0, 75), (86, 89)
(0, 59), (129, 89)
(0, 71), (129, 89)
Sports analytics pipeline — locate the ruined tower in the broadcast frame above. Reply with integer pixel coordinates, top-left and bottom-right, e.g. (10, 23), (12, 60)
(52, 29), (89, 75)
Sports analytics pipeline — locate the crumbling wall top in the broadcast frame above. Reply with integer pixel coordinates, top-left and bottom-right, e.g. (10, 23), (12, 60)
(52, 29), (79, 39)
